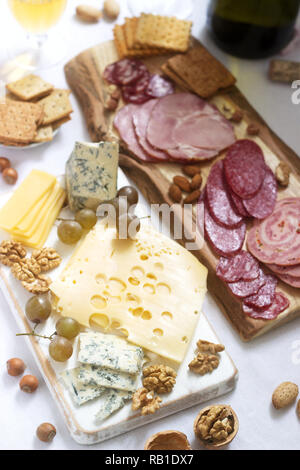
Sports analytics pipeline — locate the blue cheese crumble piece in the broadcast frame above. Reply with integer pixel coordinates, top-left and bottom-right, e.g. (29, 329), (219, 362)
(78, 331), (144, 375)
(94, 389), (132, 423)
(60, 367), (105, 406)
(78, 364), (138, 392)
(65, 141), (119, 212)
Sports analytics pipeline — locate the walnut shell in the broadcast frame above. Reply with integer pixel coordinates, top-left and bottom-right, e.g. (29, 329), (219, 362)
(144, 430), (192, 450)
(193, 404), (239, 449)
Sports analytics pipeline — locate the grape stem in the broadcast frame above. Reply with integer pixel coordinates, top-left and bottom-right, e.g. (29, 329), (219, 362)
(16, 330), (57, 341)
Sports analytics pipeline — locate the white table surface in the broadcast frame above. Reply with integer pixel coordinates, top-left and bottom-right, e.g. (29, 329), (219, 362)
(1, 0), (300, 451)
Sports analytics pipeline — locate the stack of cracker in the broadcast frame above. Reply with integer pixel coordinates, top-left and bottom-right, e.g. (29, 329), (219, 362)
(114, 14), (192, 59)
(1, 74), (73, 146)
(161, 45), (236, 98)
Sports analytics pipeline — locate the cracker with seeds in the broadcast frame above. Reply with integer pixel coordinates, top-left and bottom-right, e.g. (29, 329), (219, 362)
(39, 89), (73, 125)
(6, 74), (54, 101)
(0, 100), (42, 144)
(51, 115), (72, 130)
(135, 14), (192, 52)
(114, 23), (167, 59)
(167, 45), (236, 98)
(33, 125), (53, 143)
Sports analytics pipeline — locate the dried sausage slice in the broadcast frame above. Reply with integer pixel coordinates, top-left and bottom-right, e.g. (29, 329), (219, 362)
(243, 274), (277, 309)
(206, 160), (243, 228)
(113, 59), (149, 85)
(224, 139), (266, 199)
(227, 268), (266, 298)
(216, 251), (260, 282)
(243, 292), (289, 320)
(229, 190), (250, 217)
(243, 168), (277, 219)
(146, 74), (174, 98)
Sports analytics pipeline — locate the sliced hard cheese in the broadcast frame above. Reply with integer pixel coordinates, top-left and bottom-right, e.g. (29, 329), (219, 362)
(60, 367), (105, 406)
(78, 364), (138, 392)
(78, 331), (143, 374)
(65, 141), (119, 212)
(51, 223), (208, 363)
(94, 389), (132, 423)
(0, 170), (56, 231)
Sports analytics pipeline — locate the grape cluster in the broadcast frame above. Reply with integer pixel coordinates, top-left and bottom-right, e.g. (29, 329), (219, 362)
(57, 208), (97, 244)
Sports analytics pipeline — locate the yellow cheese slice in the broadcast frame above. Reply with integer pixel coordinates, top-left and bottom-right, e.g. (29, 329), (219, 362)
(13, 183), (61, 237)
(50, 223), (208, 363)
(12, 188), (65, 248)
(0, 170), (56, 231)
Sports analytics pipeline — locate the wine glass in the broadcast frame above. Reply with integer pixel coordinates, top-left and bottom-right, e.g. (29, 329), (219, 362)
(5, 0), (68, 73)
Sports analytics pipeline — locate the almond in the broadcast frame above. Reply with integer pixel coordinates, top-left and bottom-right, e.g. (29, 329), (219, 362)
(76, 5), (102, 22)
(247, 123), (260, 136)
(173, 175), (191, 192)
(168, 184), (182, 203)
(183, 189), (201, 204)
(272, 381), (299, 409)
(190, 173), (202, 190)
(182, 165), (202, 177)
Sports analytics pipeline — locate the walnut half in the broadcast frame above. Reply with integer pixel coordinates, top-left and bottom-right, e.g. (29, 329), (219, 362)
(32, 248), (62, 272)
(142, 364), (177, 394)
(189, 352), (220, 375)
(194, 405), (239, 449)
(0, 241), (26, 267)
(132, 387), (162, 416)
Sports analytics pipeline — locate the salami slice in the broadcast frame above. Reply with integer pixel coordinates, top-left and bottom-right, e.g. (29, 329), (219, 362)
(146, 74), (174, 98)
(243, 292), (289, 320)
(247, 198), (300, 266)
(224, 140), (266, 199)
(275, 272), (300, 288)
(243, 274), (277, 309)
(113, 59), (149, 85)
(103, 63), (119, 85)
(243, 168), (277, 219)
(229, 190), (250, 217)
(204, 202), (246, 257)
(206, 160), (243, 228)
(267, 263), (300, 277)
(113, 104), (156, 163)
(216, 251), (260, 282)
(227, 268), (266, 298)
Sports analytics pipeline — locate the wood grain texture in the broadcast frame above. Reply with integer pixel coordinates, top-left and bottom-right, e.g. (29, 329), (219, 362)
(65, 40), (300, 341)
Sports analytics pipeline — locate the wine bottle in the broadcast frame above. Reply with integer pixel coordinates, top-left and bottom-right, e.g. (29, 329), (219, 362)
(207, 0), (300, 59)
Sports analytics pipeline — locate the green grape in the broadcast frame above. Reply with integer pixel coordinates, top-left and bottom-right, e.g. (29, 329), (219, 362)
(25, 296), (52, 324)
(57, 220), (83, 244)
(117, 186), (138, 206)
(49, 336), (73, 362)
(55, 317), (80, 340)
(75, 209), (97, 230)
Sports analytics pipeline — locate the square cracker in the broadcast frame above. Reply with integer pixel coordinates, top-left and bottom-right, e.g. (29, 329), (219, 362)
(114, 23), (168, 59)
(167, 45), (236, 98)
(39, 89), (73, 125)
(51, 115), (72, 130)
(135, 14), (192, 52)
(0, 100), (42, 144)
(160, 63), (193, 92)
(33, 125), (53, 143)
(6, 74), (54, 101)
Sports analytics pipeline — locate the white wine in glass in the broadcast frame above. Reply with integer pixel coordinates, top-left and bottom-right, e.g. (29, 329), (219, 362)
(7, 0), (68, 71)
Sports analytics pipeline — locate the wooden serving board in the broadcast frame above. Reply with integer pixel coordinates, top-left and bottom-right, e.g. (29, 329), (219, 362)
(64, 40), (300, 342)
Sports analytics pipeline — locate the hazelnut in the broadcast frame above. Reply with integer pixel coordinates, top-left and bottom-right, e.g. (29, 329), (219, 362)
(19, 374), (39, 393)
(6, 357), (26, 376)
(0, 157), (11, 172)
(3, 167), (18, 184)
(36, 423), (56, 442)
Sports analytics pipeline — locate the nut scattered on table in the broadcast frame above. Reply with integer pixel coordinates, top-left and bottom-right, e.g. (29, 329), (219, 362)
(3, 167), (18, 185)
(132, 387), (162, 415)
(297, 399), (300, 418)
(36, 423), (56, 442)
(0, 240), (27, 266)
(168, 183), (182, 203)
(144, 430), (192, 450)
(189, 352), (220, 375)
(6, 357), (26, 376)
(272, 381), (299, 409)
(247, 123), (260, 136)
(190, 173), (202, 190)
(103, 0), (120, 20)
(19, 374), (39, 393)
(275, 162), (290, 187)
(173, 175), (191, 192)
(194, 404), (238, 449)
(76, 5), (102, 23)
(183, 189), (201, 204)
(182, 165), (202, 177)
(197, 339), (225, 354)
(142, 364), (177, 394)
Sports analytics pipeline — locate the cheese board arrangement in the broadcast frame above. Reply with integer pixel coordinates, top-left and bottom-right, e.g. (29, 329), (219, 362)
(64, 14), (300, 342)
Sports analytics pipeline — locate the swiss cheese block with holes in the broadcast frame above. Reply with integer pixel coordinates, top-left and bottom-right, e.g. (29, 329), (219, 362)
(50, 222), (208, 363)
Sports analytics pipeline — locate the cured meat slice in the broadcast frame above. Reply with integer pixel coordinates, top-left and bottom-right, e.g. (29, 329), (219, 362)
(122, 72), (151, 104)
(146, 93), (236, 158)
(113, 59), (149, 85)
(229, 190), (250, 217)
(204, 202), (246, 257)
(267, 263), (300, 277)
(243, 274), (277, 309)
(146, 74), (174, 98)
(113, 104), (155, 163)
(206, 160), (243, 228)
(227, 268), (266, 298)
(132, 100), (169, 161)
(243, 292), (289, 320)
(166, 146), (218, 162)
(247, 198), (300, 266)
(224, 140), (266, 199)
(103, 63), (119, 85)
(243, 168), (277, 219)
(216, 251), (260, 282)
(275, 272), (300, 288)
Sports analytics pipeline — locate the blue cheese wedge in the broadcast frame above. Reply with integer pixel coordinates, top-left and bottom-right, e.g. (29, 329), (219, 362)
(65, 141), (119, 212)
(78, 331), (144, 375)
(94, 389), (132, 423)
(60, 367), (105, 406)
(78, 364), (138, 392)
